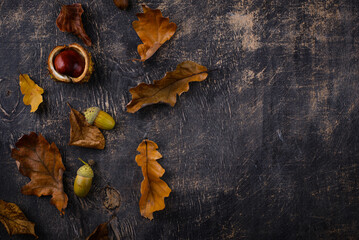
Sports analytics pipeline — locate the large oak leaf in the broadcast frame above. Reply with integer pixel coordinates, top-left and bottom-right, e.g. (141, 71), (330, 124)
(136, 140), (171, 220)
(127, 61), (208, 113)
(132, 5), (177, 61)
(11, 132), (68, 215)
(19, 74), (44, 112)
(0, 200), (38, 238)
(68, 105), (105, 149)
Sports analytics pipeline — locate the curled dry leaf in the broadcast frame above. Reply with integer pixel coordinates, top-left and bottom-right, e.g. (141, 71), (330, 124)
(86, 222), (109, 240)
(0, 200), (38, 238)
(68, 105), (105, 149)
(136, 140), (171, 220)
(56, 3), (92, 46)
(127, 61), (208, 113)
(19, 74), (44, 112)
(132, 5), (177, 61)
(11, 132), (68, 215)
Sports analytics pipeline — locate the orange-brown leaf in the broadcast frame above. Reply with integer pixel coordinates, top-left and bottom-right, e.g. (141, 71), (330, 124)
(136, 140), (171, 220)
(0, 200), (38, 238)
(132, 5), (177, 61)
(11, 133), (68, 215)
(56, 3), (92, 46)
(86, 222), (109, 240)
(68, 105), (105, 149)
(19, 74), (44, 112)
(127, 61), (208, 113)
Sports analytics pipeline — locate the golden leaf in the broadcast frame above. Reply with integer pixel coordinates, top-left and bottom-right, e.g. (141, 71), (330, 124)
(19, 74), (44, 112)
(136, 140), (171, 220)
(0, 200), (38, 238)
(132, 5), (177, 61)
(127, 61), (208, 113)
(11, 132), (68, 215)
(86, 222), (109, 240)
(68, 105), (105, 149)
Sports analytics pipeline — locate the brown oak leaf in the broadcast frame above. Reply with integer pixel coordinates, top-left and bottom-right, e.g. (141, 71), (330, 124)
(11, 132), (68, 215)
(86, 222), (109, 240)
(0, 200), (38, 238)
(132, 5), (177, 61)
(136, 140), (171, 220)
(127, 61), (208, 113)
(68, 105), (105, 149)
(56, 3), (92, 46)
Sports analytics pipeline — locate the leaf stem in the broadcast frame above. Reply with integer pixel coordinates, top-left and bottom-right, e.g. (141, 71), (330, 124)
(78, 157), (88, 166)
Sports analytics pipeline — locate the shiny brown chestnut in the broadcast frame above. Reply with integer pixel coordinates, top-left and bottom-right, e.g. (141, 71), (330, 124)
(48, 43), (94, 83)
(54, 49), (85, 78)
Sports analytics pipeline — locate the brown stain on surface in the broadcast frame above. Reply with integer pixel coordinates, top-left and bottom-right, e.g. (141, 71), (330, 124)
(227, 10), (261, 52)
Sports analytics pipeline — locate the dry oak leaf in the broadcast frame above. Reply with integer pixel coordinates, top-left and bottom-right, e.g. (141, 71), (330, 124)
(56, 3), (92, 46)
(68, 105), (105, 149)
(86, 222), (109, 240)
(136, 140), (171, 220)
(0, 200), (38, 238)
(11, 132), (68, 215)
(127, 61), (208, 113)
(19, 74), (44, 112)
(132, 5), (177, 61)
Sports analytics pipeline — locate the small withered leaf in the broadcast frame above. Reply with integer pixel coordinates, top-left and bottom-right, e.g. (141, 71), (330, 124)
(19, 74), (44, 112)
(127, 61), (208, 113)
(56, 3), (92, 46)
(136, 140), (171, 220)
(11, 132), (68, 215)
(86, 222), (109, 240)
(0, 200), (38, 238)
(132, 5), (177, 61)
(68, 105), (105, 149)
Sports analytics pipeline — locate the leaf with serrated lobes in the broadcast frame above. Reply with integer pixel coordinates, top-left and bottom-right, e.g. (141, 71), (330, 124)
(0, 200), (38, 238)
(19, 74), (44, 112)
(136, 140), (171, 220)
(127, 61), (208, 113)
(11, 132), (68, 215)
(132, 5), (177, 61)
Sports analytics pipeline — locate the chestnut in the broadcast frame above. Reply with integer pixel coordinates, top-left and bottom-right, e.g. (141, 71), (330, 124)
(54, 50), (85, 78)
(48, 43), (93, 83)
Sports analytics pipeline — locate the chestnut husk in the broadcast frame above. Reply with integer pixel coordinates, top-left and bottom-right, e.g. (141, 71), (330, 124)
(48, 43), (93, 83)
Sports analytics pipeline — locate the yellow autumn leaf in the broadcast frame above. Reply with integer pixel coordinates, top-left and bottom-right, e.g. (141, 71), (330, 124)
(19, 74), (44, 112)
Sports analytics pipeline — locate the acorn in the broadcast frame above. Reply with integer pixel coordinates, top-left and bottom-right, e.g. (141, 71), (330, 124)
(47, 43), (94, 83)
(84, 107), (115, 130)
(74, 158), (94, 197)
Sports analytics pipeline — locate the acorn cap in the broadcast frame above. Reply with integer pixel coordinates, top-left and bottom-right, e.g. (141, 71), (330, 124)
(47, 43), (94, 83)
(77, 162), (94, 178)
(84, 107), (101, 125)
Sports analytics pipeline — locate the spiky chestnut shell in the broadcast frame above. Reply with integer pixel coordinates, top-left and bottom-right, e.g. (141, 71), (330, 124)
(84, 107), (115, 130)
(48, 43), (94, 83)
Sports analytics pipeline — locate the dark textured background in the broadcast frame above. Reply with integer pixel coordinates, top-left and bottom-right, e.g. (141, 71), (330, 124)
(1, 0), (359, 239)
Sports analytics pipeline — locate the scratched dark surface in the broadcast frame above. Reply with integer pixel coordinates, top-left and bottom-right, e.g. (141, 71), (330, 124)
(1, 0), (359, 239)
